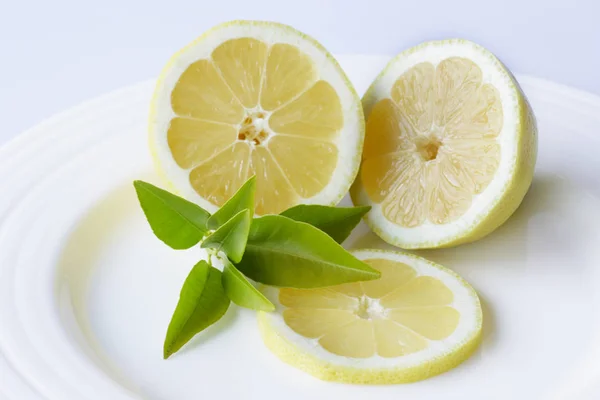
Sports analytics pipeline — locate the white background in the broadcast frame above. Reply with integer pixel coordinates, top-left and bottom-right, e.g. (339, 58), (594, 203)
(1, 0), (598, 145)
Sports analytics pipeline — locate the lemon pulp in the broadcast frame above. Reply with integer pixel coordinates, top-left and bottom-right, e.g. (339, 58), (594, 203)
(280, 258), (459, 358)
(166, 38), (343, 215)
(362, 58), (503, 228)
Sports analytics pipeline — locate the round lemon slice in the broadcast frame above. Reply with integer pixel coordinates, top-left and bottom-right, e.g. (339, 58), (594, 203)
(149, 21), (364, 215)
(259, 249), (482, 384)
(351, 40), (537, 249)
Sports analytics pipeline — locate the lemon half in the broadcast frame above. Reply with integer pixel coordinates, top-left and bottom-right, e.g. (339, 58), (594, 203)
(351, 40), (537, 249)
(149, 21), (364, 215)
(259, 249), (482, 384)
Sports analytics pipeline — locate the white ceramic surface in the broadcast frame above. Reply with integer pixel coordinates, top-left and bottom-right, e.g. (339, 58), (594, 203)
(2, 55), (600, 400)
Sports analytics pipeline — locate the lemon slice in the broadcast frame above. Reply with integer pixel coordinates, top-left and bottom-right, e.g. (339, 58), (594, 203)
(351, 40), (537, 248)
(149, 21), (364, 215)
(259, 249), (482, 384)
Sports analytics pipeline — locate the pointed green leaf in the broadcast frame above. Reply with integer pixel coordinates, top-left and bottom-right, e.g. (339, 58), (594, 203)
(163, 261), (230, 359)
(133, 180), (210, 249)
(281, 204), (371, 243)
(222, 260), (275, 311)
(207, 176), (255, 230)
(235, 215), (381, 288)
(201, 209), (251, 263)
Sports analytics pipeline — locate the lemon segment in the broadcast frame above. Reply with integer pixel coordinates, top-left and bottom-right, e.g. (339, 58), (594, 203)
(351, 40), (537, 249)
(211, 38), (267, 109)
(258, 249), (482, 384)
(261, 43), (317, 111)
(150, 21), (364, 215)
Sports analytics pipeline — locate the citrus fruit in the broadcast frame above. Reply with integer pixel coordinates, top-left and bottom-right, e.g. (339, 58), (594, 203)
(259, 249), (482, 384)
(149, 21), (364, 215)
(351, 40), (537, 249)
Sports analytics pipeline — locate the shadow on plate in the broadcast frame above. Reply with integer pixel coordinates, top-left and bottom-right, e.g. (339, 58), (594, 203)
(55, 175), (240, 396)
(56, 180), (144, 395)
(349, 173), (597, 273)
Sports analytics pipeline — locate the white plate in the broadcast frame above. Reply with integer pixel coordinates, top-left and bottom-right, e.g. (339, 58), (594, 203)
(1, 55), (600, 400)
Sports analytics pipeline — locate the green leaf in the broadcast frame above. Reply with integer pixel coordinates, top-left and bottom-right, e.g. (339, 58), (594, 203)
(201, 209), (251, 263)
(207, 176), (255, 230)
(281, 204), (371, 243)
(163, 261), (230, 359)
(133, 180), (210, 250)
(222, 260), (275, 311)
(235, 215), (381, 288)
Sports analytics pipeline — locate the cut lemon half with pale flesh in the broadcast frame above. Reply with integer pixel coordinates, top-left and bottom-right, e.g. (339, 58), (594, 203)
(351, 40), (537, 249)
(259, 249), (482, 384)
(149, 21), (364, 215)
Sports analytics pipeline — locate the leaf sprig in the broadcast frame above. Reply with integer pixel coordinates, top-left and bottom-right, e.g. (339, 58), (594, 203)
(133, 176), (377, 359)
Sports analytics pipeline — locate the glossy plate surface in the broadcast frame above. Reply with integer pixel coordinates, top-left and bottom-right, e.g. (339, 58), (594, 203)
(1, 56), (600, 400)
